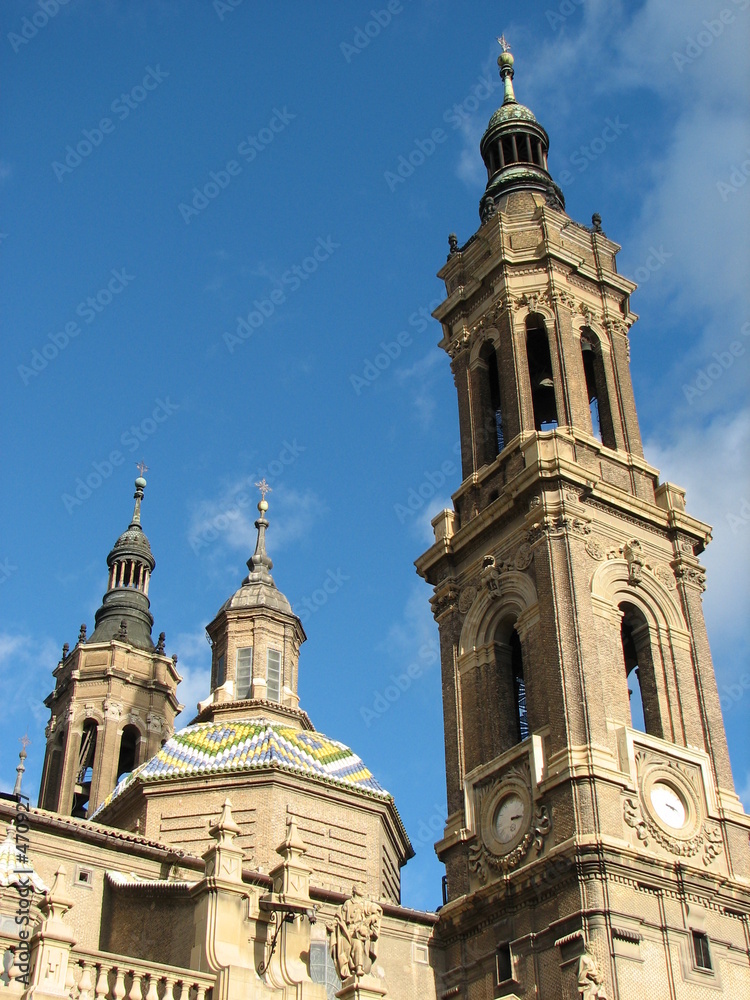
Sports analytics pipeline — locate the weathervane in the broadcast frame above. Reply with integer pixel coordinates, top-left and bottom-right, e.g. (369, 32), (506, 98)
(136, 460), (149, 477)
(255, 479), (272, 502)
(497, 34), (511, 52)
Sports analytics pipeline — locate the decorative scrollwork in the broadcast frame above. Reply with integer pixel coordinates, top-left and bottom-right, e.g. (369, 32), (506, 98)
(469, 805), (550, 882)
(585, 537), (606, 561)
(458, 586), (477, 614)
(514, 542), (533, 571)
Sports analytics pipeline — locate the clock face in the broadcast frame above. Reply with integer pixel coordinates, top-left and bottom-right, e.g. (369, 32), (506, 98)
(494, 793), (527, 844)
(650, 782), (686, 829)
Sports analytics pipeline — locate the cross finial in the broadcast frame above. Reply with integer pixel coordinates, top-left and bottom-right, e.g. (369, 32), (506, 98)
(255, 479), (272, 502)
(497, 34), (511, 52)
(19, 734), (30, 753)
(136, 460), (149, 477)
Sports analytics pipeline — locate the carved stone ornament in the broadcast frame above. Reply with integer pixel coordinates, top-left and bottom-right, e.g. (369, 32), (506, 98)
(577, 948), (609, 999)
(146, 714), (164, 734)
(514, 288), (553, 313)
(447, 327), (472, 359)
(430, 584), (459, 619)
(674, 565), (707, 591)
(585, 537), (606, 561)
(480, 555), (501, 597)
(553, 290), (576, 310)
(652, 563), (676, 590)
(458, 586), (477, 614)
(623, 750), (723, 866)
(469, 763), (551, 882)
(622, 539), (644, 585)
(328, 886), (383, 980)
(514, 542), (533, 571)
(103, 700), (122, 721)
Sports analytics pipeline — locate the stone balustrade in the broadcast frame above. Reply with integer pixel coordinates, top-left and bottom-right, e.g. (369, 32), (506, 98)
(0, 936), (214, 1000)
(66, 950), (214, 1000)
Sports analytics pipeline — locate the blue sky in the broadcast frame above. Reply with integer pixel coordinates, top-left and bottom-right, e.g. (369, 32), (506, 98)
(2, 0), (748, 911)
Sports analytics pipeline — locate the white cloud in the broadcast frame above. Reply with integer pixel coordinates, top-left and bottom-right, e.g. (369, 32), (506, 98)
(0, 632), (59, 721)
(395, 349), (445, 429)
(188, 481), (320, 564)
(379, 583), (438, 666)
(644, 408), (750, 646)
(171, 628), (212, 728)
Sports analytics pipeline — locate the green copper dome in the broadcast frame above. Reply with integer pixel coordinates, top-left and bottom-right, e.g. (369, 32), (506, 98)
(476, 41), (564, 218)
(486, 101), (538, 129)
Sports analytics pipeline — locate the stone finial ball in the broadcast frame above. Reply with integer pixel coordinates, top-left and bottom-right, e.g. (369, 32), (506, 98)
(135, 477), (147, 488)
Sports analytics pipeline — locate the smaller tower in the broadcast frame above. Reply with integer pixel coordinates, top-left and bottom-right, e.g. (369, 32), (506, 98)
(199, 482), (307, 726)
(38, 474), (182, 818)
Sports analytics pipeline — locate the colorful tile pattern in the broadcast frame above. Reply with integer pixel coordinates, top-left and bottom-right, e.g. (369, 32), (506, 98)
(94, 719), (390, 815)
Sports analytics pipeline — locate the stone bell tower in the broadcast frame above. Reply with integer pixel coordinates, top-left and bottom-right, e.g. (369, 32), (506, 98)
(416, 41), (750, 1000)
(38, 473), (182, 818)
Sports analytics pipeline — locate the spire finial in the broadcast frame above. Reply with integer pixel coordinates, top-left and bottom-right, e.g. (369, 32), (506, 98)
(243, 480), (275, 586)
(497, 34), (516, 104)
(132, 463), (148, 525)
(13, 735), (30, 797)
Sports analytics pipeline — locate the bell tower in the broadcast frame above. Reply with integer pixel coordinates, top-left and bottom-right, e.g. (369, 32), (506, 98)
(416, 42), (750, 1000)
(38, 473), (182, 818)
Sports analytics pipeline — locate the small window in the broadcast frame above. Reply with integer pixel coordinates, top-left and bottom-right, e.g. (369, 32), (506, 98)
(216, 653), (226, 688)
(267, 649), (281, 702)
(76, 867), (93, 887)
(236, 647), (253, 699)
(692, 931), (712, 971)
(496, 943), (513, 983)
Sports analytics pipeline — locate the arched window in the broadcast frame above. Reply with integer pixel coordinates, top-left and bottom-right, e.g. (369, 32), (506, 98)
(491, 620), (530, 750)
(580, 329), (615, 447)
(479, 341), (505, 458)
(42, 732), (64, 811)
(510, 629), (529, 742)
(620, 604), (662, 738)
(116, 725), (140, 783)
(72, 719), (98, 818)
(526, 315), (558, 430)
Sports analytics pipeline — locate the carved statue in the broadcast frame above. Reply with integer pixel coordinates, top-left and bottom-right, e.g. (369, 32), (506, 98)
(577, 948), (608, 999)
(329, 885), (383, 980)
